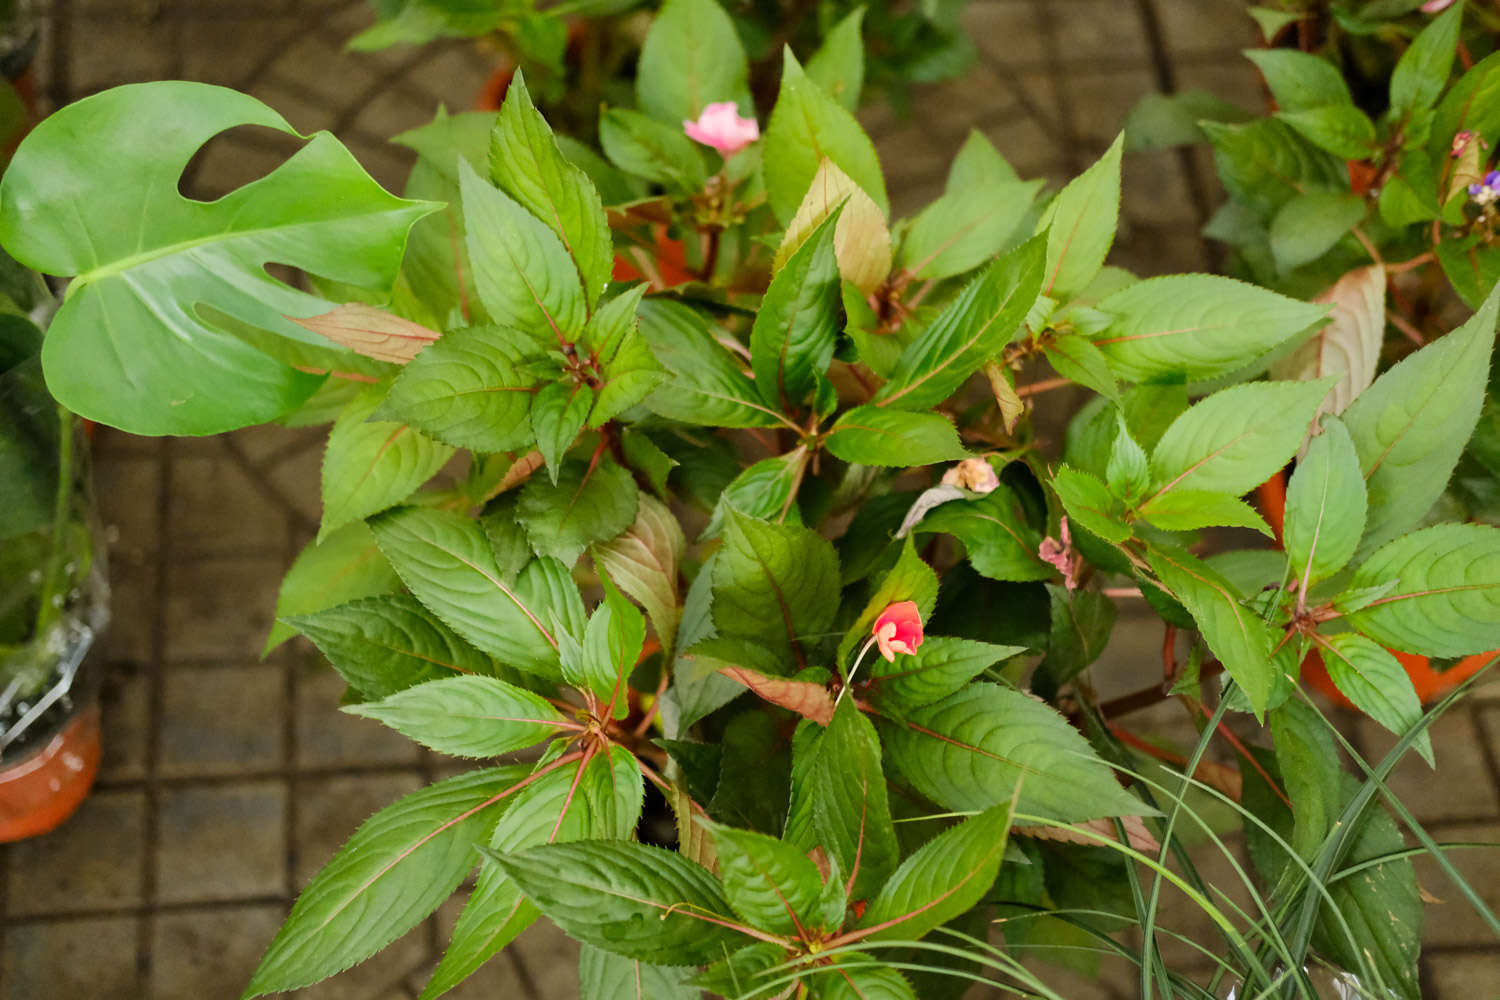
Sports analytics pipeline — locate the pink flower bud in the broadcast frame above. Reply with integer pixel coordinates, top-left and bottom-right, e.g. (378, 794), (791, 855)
(683, 102), (760, 156)
(872, 601), (924, 662)
(940, 457), (1001, 494)
(1038, 516), (1080, 591)
(1421, 0), (1456, 11)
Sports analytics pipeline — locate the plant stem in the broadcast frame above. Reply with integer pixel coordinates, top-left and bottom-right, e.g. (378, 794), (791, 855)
(33, 404), (75, 638)
(834, 635), (879, 708)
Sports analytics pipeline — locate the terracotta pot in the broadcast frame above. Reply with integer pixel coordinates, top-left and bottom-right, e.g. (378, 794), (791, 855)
(0, 700), (101, 842)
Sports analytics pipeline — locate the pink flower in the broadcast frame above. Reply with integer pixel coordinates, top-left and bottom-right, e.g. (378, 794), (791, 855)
(1039, 517), (1080, 591)
(872, 601), (924, 662)
(1421, 0), (1456, 10)
(683, 102), (760, 156)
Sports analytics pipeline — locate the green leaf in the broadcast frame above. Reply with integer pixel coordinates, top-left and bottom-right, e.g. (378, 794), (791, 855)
(0, 82), (434, 435)
(285, 594), (500, 699)
(1437, 233), (1500, 309)
(1344, 523), (1500, 658)
(792, 702), (900, 901)
(1138, 490), (1273, 536)
(380, 323), (541, 453)
(804, 7), (866, 111)
(582, 287), (662, 426)
(913, 485), (1050, 582)
(870, 635), (1024, 710)
(1147, 379), (1334, 500)
(638, 298), (783, 428)
(1053, 465), (1131, 543)
(345, 675), (566, 757)
(1201, 118), (1345, 217)
(1147, 545), (1276, 714)
(1315, 780), (1423, 1000)
(1247, 6), (1304, 43)
(1318, 632), (1432, 765)
(751, 210), (842, 409)
(620, 428), (677, 498)
(1105, 415), (1149, 502)
(426, 749), (643, 999)
(1276, 106), (1378, 159)
(810, 962), (919, 1000)
(530, 380), (593, 480)
(1390, 0), (1462, 114)
(1032, 586), (1115, 698)
(492, 840), (746, 964)
(1123, 89), (1253, 151)
(712, 508), (840, 665)
(320, 385), (454, 541)
(1035, 133), (1122, 300)
(763, 49), (888, 225)
(1268, 698), (1342, 862)
(1284, 417), (1366, 585)
(563, 577), (647, 710)
(708, 706), (796, 833)
(1433, 51), (1500, 159)
(877, 236), (1046, 410)
(515, 457), (638, 565)
(392, 108), (494, 326)
(702, 451), (807, 540)
(636, 0), (751, 126)
(1093, 275), (1329, 382)
(857, 804), (1011, 942)
(369, 506), (563, 677)
(460, 158), (584, 340)
(592, 494), (686, 660)
(578, 945), (698, 1000)
(824, 406), (967, 467)
(599, 108), (708, 190)
(1269, 190), (1366, 273)
(1244, 50), (1354, 111)
(489, 73), (612, 309)
(263, 522), (401, 654)
(947, 130), (1020, 191)
(1044, 332), (1119, 402)
(712, 825), (826, 936)
(882, 683), (1144, 821)
(244, 765), (529, 997)
(898, 179), (1042, 281)
(1342, 282), (1499, 553)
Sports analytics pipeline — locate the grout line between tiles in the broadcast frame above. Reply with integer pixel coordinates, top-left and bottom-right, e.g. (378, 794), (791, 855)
(135, 435), (174, 992)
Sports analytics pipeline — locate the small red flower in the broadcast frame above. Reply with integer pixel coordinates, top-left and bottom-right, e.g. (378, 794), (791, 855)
(872, 601), (924, 662)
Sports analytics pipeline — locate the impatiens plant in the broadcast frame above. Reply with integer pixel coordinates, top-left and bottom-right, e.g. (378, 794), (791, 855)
(3, 0), (1500, 996)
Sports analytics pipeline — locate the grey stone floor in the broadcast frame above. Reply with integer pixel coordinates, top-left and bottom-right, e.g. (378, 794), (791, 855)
(1, 0), (1499, 998)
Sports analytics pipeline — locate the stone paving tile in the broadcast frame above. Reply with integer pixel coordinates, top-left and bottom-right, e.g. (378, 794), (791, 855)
(1042, 0), (1152, 65)
(155, 781), (287, 903)
(158, 663), (285, 777)
(4, 790), (146, 915)
(293, 772), (424, 889)
(93, 453), (162, 562)
(149, 903), (286, 1000)
(96, 662), (150, 782)
(263, 443), (326, 528)
(295, 662), (424, 770)
(169, 453), (291, 556)
(162, 554), (285, 662)
(292, 919), (430, 999)
(97, 558), (159, 667)
(1427, 951), (1500, 998)
(0, 915), (143, 1000)
(1412, 821), (1500, 949)
(1359, 713), (1500, 823)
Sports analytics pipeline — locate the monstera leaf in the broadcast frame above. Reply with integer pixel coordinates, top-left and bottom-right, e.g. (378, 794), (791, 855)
(0, 82), (437, 435)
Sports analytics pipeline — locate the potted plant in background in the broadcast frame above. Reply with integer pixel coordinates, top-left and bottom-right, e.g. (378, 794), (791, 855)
(2, 0), (1500, 996)
(0, 260), (109, 842)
